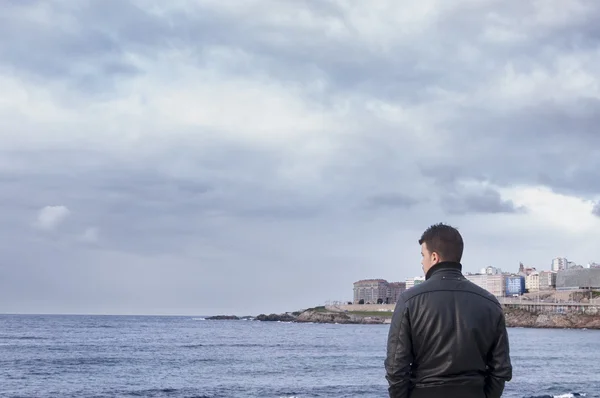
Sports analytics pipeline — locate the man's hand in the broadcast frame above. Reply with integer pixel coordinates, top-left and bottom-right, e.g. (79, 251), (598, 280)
(485, 313), (512, 398)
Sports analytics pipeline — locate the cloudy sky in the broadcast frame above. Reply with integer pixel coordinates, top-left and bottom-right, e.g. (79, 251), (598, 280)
(1, 0), (599, 316)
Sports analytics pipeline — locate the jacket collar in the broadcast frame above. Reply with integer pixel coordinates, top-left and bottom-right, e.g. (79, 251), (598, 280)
(425, 261), (463, 280)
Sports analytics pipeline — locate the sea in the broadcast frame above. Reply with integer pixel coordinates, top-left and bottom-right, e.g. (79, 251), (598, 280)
(0, 315), (598, 398)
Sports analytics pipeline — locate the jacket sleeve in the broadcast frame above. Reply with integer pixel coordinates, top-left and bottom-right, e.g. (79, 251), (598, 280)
(384, 297), (413, 398)
(485, 312), (512, 398)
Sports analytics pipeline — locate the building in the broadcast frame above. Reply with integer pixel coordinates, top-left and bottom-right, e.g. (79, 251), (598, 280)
(464, 274), (505, 297)
(386, 282), (406, 304)
(353, 279), (388, 304)
(525, 268), (536, 276)
(406, 276), (425, 290)
(556, 268), (600, 291)
(505, 275), (526, 296)
(480, 266), (502, 275)
(353, 279), (406, 304)
(538, 271), (556, 290)
(552, 257), (568, 272)
(516, 263), (535, 276)
(525, 272), (540, 292)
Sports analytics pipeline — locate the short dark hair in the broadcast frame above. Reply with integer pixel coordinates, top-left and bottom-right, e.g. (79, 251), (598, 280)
(418, 223), (463, 263)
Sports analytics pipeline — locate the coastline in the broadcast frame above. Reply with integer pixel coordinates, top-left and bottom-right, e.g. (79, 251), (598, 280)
(503, 307), (600, 329)
(206, 306), (600, 329)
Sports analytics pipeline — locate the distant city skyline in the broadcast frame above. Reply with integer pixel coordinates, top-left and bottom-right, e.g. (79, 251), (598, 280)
(352, 259), (600, 304)
(367, 257), (600, 288)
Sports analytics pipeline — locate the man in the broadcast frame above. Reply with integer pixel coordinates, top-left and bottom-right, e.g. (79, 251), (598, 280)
(385, 223), (512, 398)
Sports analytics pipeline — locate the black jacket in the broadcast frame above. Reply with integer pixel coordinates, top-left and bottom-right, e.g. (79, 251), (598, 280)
(385, 262), (512, 398)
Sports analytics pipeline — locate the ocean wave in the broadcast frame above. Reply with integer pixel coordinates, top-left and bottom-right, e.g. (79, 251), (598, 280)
(0, 335), (48, 340)
(122, 388), (214, 397)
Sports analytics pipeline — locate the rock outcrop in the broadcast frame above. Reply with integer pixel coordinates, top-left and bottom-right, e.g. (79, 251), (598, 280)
(255, 313), (296, 322)
(206, 315), (240, 320)
(295, 309), (390, 324)
(503, 308), (600, 329)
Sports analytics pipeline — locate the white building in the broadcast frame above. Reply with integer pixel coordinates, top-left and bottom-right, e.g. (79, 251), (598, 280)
(525, 272), (540, 292)
(479, 266), (502, 275)
(551, 257), (568, 272)
(486, 266), (502, 275)
(406, 276), (425, 289)
(464, 274), (505, 297)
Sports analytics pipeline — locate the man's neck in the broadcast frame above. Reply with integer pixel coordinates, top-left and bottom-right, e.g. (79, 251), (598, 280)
(425, 261), (462, 280)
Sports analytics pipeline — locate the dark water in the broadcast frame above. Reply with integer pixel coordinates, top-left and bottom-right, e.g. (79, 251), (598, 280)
(0, 315), (598, 398)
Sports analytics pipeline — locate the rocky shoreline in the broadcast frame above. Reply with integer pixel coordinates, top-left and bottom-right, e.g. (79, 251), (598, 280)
(503, 308), (600, 329)
(207, 307), (393, 325)
(206, 306), (600, 329)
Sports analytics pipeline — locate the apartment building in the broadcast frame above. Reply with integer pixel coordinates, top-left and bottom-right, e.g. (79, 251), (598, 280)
(538, 271), (557, 290)
(505, 275), (526, 296)
(525, 272), (540, 292)
(387, 282), (406, 304)
(406, 276), (425, 289)
(552, 257), (568, 271)
(480, 266), (502, 275)
(464, 274), (505, 297)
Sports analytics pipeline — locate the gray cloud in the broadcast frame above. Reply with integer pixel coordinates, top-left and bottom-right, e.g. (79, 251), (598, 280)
(441, 188), (526, 215)
(593, 202), (600, 217)
(366, 194), (419, 209)
(1, 0), (600, 315)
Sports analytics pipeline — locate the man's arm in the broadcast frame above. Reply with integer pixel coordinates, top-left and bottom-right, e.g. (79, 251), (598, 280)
(485, 312), (512, 398)
(384, 297), (413, 398)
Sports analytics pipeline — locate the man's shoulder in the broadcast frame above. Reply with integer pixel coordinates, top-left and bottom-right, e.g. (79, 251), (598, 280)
(399, 280), (432, 301)
(461, 279), (502, 306)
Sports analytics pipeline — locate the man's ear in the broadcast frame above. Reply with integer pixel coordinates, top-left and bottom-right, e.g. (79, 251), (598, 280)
(431, 252), (439, 264)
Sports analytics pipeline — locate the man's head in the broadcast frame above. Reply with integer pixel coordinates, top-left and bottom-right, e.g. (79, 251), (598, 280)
(418, 223), (463, 275)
